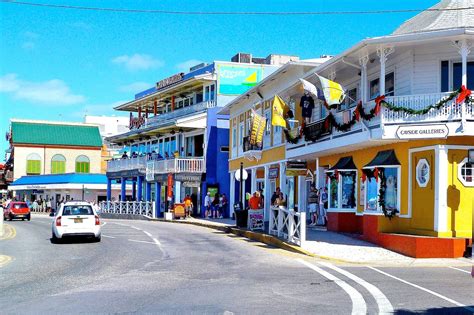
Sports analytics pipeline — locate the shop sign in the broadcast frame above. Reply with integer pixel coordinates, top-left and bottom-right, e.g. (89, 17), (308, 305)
(396, 124), (448, 139)
(175, 174), (202, 182)
(157, 73), (184, 90)
(153, 174), (170, 182)
(129, 113), (146, 130)
(217, 64), (263, 95)
(26, 185), (47, 190)
(248, 209), (264, 231)
(268, 167), (279, 179)
(167, 174), (174, 198)
(182, 181), (200, 188)
(286, 161), (307, 176)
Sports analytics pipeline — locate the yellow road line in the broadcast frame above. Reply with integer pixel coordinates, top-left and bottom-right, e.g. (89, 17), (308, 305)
(0, 224), (17, 241)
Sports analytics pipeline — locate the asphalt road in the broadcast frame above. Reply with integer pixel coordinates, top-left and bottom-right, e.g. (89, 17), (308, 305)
(1, 214), (472, 314)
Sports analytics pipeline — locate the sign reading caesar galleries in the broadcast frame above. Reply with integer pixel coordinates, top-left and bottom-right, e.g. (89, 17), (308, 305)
(396, 124), (449, 139)
(217, 64), (263, 95)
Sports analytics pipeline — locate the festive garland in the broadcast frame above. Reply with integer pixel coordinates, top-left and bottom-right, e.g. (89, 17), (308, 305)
(286, 85), (472, 144)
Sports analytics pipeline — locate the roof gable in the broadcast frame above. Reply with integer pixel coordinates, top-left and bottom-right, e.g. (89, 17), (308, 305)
(11, 121), (102, 147)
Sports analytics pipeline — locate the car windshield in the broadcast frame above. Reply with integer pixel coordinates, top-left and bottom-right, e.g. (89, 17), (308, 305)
(14, 203), (28, 209)
(62, 205), (94, 216)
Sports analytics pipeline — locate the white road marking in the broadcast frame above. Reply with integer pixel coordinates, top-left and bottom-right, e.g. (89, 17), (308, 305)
(297, 259), (367, 315)
(142, 231), (153, 238)
(368, 266), (474, 313)
(128, 239), (156, 244)
(130, 226), (141, 230)
(448, 266), (471, 274)
(318, 261), (393, 315)
(102, 235), (116, 239)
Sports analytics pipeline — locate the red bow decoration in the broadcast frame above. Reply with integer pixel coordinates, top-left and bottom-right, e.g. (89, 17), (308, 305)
(355, 102), (361, 121)
(361, 172), (367, 183)
(373, 167), (379, 182)
(374, 95), (385, 115)
(456, 85), (472, 104)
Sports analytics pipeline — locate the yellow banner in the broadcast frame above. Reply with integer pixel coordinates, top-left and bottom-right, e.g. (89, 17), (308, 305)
(317, 75), (346, 105)
(250, 109), (266, 147)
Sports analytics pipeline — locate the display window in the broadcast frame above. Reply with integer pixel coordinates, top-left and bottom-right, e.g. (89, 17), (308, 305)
(327, 170), (357, 210)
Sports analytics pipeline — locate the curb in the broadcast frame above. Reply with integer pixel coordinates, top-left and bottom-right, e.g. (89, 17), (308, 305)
(0, 224), (16, 241)
(148, 217), (352, 262)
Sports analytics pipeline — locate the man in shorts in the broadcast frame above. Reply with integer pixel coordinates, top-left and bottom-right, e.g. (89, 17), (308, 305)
(184, 194), (193, 218)
(307, 186), (319, 226)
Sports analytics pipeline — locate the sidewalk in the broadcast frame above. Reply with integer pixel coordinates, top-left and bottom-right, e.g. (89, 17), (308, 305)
(167, 217), (472, 266)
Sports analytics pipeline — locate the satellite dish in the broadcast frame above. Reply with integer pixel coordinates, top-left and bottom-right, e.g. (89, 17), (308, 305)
(235, 169), (248, 181)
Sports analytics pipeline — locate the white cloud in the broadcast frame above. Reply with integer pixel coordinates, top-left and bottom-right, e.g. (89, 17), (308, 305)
(112, 54), (164, 71)
(176, 59), (204, 72)
(119, 81), (152, 93)
(0, 73), (86, 105)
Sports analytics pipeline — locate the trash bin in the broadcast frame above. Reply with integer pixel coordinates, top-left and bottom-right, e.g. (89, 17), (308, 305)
(234, 209), (248, 228)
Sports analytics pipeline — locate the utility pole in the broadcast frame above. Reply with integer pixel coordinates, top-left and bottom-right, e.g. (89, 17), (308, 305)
(239, 162), (243, 209)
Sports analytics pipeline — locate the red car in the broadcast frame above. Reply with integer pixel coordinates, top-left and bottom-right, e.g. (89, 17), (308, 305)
(3, 202), (31, 221)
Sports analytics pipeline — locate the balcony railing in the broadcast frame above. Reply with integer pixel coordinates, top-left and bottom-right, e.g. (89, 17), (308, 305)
(146, 157), (205, 175)
(107, 156), (148, 173)
(145, 100), (216, 127)
(381, 92), (470, 124)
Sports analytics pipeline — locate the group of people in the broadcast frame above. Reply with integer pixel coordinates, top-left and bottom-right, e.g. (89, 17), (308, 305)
(248, 191), (264, 210)
(204, 192), (228, 219)
(307, 186), (328, 226)
(120, 150), (184, 161)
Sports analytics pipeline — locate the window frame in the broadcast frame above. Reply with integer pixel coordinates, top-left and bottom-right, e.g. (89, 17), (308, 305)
(326, 170), (358, 211)
(51, 154), (66, 174)
(26, 153), (41, 175)
(458, 157), (474, 187)
(363, 166), (401, 214)
(75, 155), (90, 174)
(415, 158), (430, 188)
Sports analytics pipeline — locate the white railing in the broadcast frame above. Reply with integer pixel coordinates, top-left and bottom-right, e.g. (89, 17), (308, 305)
(147, 157), (205, 175)
(99, 201), (154, 217)
(145, 100), (216, 127)
(381, 92), (471, 124)
(107, 156), (148, 173)
(269, 206), (306, 246)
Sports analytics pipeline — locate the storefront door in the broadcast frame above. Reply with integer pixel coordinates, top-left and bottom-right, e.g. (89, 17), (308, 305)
(410, 150), (435, 231)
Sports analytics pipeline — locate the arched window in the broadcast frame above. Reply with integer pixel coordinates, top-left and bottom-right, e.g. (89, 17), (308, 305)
(26, 153), (41, 175)
(75, 155), (90, 173)
(51, 154), (66, 174)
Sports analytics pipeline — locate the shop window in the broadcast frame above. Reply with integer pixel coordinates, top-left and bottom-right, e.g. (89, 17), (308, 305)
(327, 171), (357, 210)
(75, 155), (90, 173)
(365, 177), (378, 211)
(51, 154), (66, 174)
(416, 159), (430, 187)
(26, 153), (41, 175)
(458, 158), (474, 187)
(364, 167), (399, 213)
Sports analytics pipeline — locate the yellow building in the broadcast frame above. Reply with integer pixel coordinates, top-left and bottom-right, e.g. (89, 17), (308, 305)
(223, 1), (473, 258)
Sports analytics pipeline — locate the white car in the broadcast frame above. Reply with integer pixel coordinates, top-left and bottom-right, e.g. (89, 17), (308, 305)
(52, 201), (101, 242)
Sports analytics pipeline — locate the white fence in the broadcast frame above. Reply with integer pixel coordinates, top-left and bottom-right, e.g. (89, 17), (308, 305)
(381, 92), (471, 124)
(145, 100), (216, 127)
(99, 201), (154, 217)
(147, 157), (205, 175)
(107, 156), (148, 173)
(269, 206), (306, 246)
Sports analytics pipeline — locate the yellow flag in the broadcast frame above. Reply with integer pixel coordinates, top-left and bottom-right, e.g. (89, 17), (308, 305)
(317, 75), (346, 105)
(271, 95), (289, 128)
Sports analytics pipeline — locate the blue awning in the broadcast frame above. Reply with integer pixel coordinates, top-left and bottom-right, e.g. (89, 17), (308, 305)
(10, 173), (108, 186)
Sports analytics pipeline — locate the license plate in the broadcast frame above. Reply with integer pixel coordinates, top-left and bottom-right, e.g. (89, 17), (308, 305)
(74, 218), (83, 223)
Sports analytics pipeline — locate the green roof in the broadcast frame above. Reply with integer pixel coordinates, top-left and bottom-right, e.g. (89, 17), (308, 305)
(11, 121), (102, 147)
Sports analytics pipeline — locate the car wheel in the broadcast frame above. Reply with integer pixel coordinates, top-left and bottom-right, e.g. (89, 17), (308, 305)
(51, 232), (60, 244)
(27, 214), (31, 221)
(22, 218), (25, 221)
(8, 214), (13, 221)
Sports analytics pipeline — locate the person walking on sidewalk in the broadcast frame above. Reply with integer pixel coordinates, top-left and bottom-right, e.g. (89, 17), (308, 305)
(204, 192), (212, 218)
(184, 194), (193, 218)
(319, 187), (328, 226)
(308, 186), (319, 226)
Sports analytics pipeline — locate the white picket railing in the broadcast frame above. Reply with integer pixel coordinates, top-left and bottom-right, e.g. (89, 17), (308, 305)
(99, 201), (154, 217)
(107, 156), (148, 173)
(380, 92), (471, 124)
(269, 206), (306, 246)
(145, 100), (216, 127)
(147, 157), (205, 175)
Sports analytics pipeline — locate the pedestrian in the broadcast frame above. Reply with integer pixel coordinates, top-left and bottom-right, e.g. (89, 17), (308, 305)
(121, 151), (128, 159)
(184, 194), (193, 218)
(319, 187), (328, 226)
(204, 192), (211, 218)
(212, 193), (220, 218)
(221, 193), (228, 218)
(249, 192), (261, 210)
(218, 194), (224, 219)
(308, 186), (319, 226)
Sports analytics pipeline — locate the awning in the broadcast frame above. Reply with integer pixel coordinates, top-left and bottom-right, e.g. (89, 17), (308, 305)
(329, 156), (357, 171)
(364, 150), (400, 168)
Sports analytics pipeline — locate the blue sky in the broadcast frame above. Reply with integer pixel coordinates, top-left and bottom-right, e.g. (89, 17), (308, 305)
(0, 0), (439, 157)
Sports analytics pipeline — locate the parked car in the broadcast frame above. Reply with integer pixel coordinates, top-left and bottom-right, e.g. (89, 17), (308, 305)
(3, 202), (31, 221)
(51, 201), (101, 243)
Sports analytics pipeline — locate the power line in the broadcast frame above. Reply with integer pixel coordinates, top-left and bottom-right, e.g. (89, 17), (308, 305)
(1, 0), (473, 16)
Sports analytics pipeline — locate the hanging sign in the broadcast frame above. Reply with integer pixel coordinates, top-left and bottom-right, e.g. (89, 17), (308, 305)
(286, 161), (307, 176)
(396, 124), (448, 139)
(249, 109), (266, 148)
(268, 167), (279, 179)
